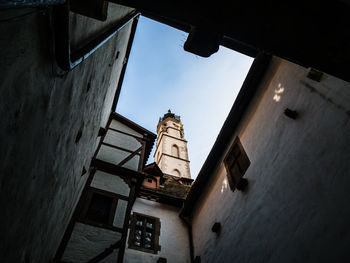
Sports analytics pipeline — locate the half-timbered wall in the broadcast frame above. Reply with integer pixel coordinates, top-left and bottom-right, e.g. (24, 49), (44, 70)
(91, 170), (130, 197)
(96, 119), (145, 171)
(61, 169), (132, 263)
(62, 223), (122, 263)
(56, 113), (153, 263)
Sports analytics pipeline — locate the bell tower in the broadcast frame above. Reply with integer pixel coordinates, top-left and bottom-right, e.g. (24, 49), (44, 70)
(154, 110), (191, 178)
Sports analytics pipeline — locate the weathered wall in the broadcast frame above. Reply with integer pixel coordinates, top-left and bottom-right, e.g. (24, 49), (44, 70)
(97, 119), (142, 170)
(0, 4), (134, 262)
(191, 58), (350, 263)
(91, 170), (130, 197)
(124, 198), (191, 263)
(62, 223), (122, 263)
(110, 119), (143, 138)
(159, 153), (190, 178)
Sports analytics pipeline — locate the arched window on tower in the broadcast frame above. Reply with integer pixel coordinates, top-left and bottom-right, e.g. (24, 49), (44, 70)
(171, 145), (180, 158)
(173, 169), (181, 177)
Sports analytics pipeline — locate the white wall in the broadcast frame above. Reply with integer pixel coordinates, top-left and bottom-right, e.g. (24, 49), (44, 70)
(91, 170), (130, 197)
(96, 119), (142, 170)
(191, 58), (350, 263)
(110, 119), (143, 138)
(159, 154), (190, 179)
(124, 198), (191, 263)
(62, 223), (122, 263)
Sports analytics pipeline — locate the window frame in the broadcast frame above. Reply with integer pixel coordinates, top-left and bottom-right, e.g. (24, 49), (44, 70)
(84, 192), (115, 225)
(224, 137), (250, 191)
(128, 212), (161, 254)
(78, 188), (129, 232)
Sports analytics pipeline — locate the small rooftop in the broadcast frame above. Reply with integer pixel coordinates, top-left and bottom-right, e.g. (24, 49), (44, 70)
(140, 163), (193, 207)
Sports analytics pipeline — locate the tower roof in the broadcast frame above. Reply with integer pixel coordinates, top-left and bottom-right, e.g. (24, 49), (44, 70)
(158, 109), (181, 123)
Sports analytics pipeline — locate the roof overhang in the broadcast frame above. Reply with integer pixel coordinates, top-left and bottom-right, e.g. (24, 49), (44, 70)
(111, 0), (350, 83)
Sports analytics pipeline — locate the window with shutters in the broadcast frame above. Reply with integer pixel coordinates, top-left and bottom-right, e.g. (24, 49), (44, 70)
(128, 212), (161, 254)
(224, 137), (250, 191)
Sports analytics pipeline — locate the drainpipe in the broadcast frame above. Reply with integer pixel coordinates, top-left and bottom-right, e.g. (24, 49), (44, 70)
(180, 213), (195, 263)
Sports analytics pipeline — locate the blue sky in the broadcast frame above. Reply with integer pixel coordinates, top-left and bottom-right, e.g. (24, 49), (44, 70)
(116, 16), (253, 179)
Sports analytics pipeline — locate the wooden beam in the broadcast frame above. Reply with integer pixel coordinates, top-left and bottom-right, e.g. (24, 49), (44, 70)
(118, 146), (142, 167)
(101, 142), (141, 155)
(86, 240), (122, 263)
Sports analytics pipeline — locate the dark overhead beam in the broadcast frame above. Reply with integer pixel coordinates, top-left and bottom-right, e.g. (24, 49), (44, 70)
(110, 0), (350, 83)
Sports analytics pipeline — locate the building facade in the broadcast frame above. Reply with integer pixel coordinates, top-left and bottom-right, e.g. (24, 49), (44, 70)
(124, 163), (192, 263)
(124, 112), (193, 263)
(55, 113), (156, 263)
(2, 1), (350, 262)
(181, 54), (350, 263)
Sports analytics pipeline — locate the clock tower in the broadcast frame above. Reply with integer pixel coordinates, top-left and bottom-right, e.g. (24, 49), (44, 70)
(154, 110), (191, 178)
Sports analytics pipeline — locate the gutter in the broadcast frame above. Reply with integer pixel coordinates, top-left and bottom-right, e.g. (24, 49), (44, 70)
(179, 52), (271, 220)
(179, 213), (195, 263)
(111, 15), (139, 111)
(52, 3), (140, 71)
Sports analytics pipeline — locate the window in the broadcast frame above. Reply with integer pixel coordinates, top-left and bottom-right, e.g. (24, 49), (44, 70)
(85, 193), (113, 224)
(80, 189), (128, 230)
(128, 212), (161, 254)
(171, 145), (179, 158)
(147, 178), (153, 183)
(224, 137), (250, 191)
(173, 169), (181, 177)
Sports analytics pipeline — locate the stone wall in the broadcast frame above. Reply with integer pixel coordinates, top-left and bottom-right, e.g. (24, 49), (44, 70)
(191, 58), (350, 263)
(0, 4), (134, 262)
(156, 119), (191, 178)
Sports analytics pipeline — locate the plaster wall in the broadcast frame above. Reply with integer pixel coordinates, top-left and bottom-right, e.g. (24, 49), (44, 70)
(0, 5), (135, 262)
(96, 141), (140, 170)
(62, 223), (122, 263)
(167, 127), (181, 137)
(110, 119), (143, 138)
(124, 198), (190, 263)
(104, 129), (141, 151)
(159, 154), (190, 178)
(91, 170), (130, 197)
(161, 135), (188, 160)
(191, 58), (350, 263)
(97, 119), (142, 170)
